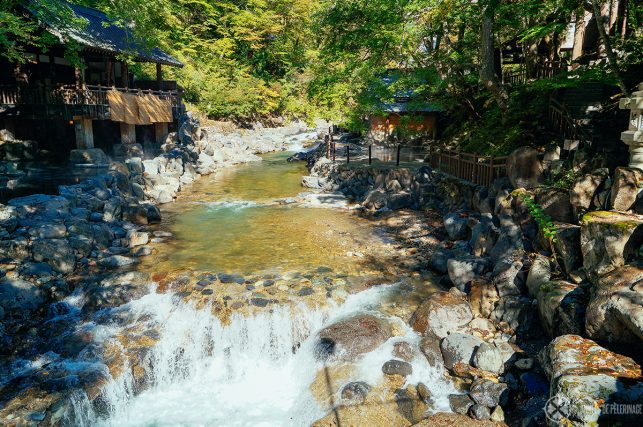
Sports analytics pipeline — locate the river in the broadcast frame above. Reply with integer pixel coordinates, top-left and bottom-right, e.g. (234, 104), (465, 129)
(67, 149), (454, 426)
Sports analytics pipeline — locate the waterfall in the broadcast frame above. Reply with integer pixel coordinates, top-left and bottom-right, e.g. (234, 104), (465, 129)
(66, 284), (456, 426)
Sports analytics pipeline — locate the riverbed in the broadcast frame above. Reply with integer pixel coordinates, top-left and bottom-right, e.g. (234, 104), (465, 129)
(67, 149), (453, 426)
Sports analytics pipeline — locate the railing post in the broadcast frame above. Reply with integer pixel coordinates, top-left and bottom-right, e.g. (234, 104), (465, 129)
(332, 142), (336, 162)
(488, 155), (495, 186)
(396, 144), (401, 166)
(325, 135), (330, 159)
(346, 146), (350, 164)
(368, 144), (372, 165)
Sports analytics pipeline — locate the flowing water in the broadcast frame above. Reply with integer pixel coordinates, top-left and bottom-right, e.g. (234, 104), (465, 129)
(66, 145), (455, 426)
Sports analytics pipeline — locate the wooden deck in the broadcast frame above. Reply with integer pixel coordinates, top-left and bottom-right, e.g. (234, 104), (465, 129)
(0, 84), (185, 121)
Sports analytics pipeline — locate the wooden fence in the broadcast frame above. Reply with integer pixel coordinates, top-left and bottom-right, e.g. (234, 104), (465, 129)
(548, 96), (591, 149)
(502, 61), (567, 85)
(426, 147), (508, 186)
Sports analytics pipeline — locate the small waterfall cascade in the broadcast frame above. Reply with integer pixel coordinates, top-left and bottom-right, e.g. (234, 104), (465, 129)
(66, 281), (455, 426)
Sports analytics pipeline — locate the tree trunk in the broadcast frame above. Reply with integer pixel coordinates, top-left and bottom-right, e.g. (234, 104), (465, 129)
(597, 0), (611, 56)
(572, 9), (592, 62)
(591, 0), (628, 94)
(609, 0), (620, 35)
(479, 1), (508, 113)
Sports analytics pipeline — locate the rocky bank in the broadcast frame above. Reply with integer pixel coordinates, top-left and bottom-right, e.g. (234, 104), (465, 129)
(302, 140), (643, 426)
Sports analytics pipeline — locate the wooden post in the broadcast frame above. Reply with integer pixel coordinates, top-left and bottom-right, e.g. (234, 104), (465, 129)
(368, 144), (372, 165)
(155, 122), (169, 144)
(326, 135), (330, 158)
(488, 155), (495, 186)
(120, 123), (136, 144)
(332, 143), (336, 162)
(121, 62), (129, 88)
(156, 63), (163, 88)
(73, 116), (94, 149)
(346, 146), (350, 164)
(396, 144), (401, 166)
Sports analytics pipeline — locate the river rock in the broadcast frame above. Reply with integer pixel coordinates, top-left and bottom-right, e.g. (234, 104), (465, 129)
(469, 214), (498, 257)
(491, 295), (534, 335)
(537, 280), (587, 337)
(468, 280), (499, 319)
(392, 341), (414, 362)
(410, 289), (473, 338)
(552, 223), (582, 275)
(316, 314), (391, 362)
(447, 257), (489, 292)
(506, 147), (542, 189)
(526, 255), (551, 298)
(0, 277), (45, 315)
(541, 335), (643, 426)
(31, 238), (75, 273)
(472, 342), (504, 374)
(469, 378), (508, 407)
(382, 359), (413, 376)
(444, 213), (469, 241)
(535, 187), (573, 223)
(489, 216), (524, 262)
(8, 194), (70, 219)
(419, 333), (444, 366)
(610, 167), (643, 211)
(98, 255), (137, 268)
(440, 333), (484, 370)
(585, 264), (643, 345)
(580, 211), (643, 282)
(341, 381), (371, 404)
(429, 241), (472, 274)
(570, 168), (609, 211)
(448, 394), (474, 415)
(69, 148), (110, 165)
(127, 231), (149, 248)
(492, 258), (525, 297)
(469, 404), (491, 420)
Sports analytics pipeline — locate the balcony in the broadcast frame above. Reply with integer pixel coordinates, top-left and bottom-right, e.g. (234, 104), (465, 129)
(0, 83), (185, 121)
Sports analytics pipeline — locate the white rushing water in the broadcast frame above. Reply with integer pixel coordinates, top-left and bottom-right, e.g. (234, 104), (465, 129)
(68, 284), (456, 427)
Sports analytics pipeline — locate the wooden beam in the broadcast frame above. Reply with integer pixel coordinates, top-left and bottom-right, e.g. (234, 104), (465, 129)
(74, 116), (94, 149)
(156, 63), (163, 87)
(155, 122), (168, 144)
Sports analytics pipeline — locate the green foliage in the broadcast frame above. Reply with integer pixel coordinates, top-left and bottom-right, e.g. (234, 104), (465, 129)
(547, 168), (582, 190)
(520, 194), (557, 243)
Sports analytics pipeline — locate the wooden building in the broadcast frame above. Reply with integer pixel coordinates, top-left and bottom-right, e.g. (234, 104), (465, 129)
(367, 71), (442, 141)
(0, 3), (184, 157)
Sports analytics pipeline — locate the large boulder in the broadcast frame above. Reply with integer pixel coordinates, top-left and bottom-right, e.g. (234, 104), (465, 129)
(472, 342), (504, 374)
(506, 147), (543, 189)
(580, 211), (643, 282)
(440, 333), (484, 370)
(610, 167), (643, 211)
(570, 168), (609, 211)
(69, 148), (110, 166)
(316, 314), (391, 362)
(535, 187), (573, 223)
(541, 335), (643, 426)
(536, 280), (587, 337)
(552, 223), (582, 275)
(444, 213), (469, 241)
(526, 255), (552, 298)
(410, 289), (473, 338)
(585, 264), (643, 345)
(31, 238), (75, 273)
(492, 258), (525, 297)
(469, 214), (499, 257)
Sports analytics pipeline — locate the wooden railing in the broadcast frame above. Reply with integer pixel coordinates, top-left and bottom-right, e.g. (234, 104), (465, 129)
(503, 61), (568, 85)
(426, 147), (507, 186)
(548, 96), (592, 149)
(328, 135), (507, 187)
(0, 83), (184, 120)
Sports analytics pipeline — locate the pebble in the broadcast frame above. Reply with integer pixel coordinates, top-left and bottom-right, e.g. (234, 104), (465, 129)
(382, 359), (413, 376)
(298, 287), (314, 296)
(250, 298), (270, 307)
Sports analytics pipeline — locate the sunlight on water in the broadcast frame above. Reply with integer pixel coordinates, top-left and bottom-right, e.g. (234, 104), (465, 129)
(140, 152), (381, 275)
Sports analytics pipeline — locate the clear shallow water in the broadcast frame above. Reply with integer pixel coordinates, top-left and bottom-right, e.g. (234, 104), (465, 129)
(140, 151), (381, 276)
(66, 147), (453, 426)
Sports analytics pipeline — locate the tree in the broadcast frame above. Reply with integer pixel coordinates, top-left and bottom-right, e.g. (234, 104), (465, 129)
(478, 0), (509, 113)
(591, 0), (628, 94)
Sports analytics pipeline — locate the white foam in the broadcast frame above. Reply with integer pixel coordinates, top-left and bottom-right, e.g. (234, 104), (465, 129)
(68, 285), (455, 426)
